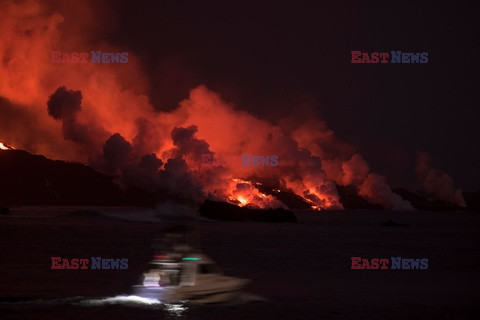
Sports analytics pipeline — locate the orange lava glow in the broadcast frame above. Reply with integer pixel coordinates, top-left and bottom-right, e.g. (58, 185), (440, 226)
(0, 0), (415, 211)
(237, 196), (248, 206)
(0, 142), (13, 150)
(223, 179), (286, 209)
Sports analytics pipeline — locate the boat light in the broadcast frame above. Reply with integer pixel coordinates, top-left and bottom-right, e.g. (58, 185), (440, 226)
(182, 257), (200, 261)
(154, 255), (169, 259)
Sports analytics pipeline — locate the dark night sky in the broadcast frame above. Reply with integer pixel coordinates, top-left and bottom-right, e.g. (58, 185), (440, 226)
(105, 1), (478, 190)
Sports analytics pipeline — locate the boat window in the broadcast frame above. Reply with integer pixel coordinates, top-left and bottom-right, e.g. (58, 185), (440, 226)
(180, 264), (196, 286)
(198, 263), (219, 274)
(168, 266), (182, 286)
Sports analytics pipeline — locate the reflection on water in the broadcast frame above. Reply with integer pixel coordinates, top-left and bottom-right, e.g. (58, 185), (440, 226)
(164, 301), (189, 317)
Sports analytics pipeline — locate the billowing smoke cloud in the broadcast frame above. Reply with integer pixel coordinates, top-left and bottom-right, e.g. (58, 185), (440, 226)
(341, 154), (370, 186)
(139, 153), (163, 172)
(155, 126), (209, 203)
(0, 0), (150, 161)
(340, 154), (413, 210)
(47, 86), (82, 119)
(131, 118), (163, 159)
(159, 157), (204, 202)
(103, 133), (132, 172)
(170, 125), (211, 164)
(416, 152), (466, 207)
(46, 86), (108, 161)
(359, 173), (414, 210)
(155, 124), (285, 208)
(291, 121), (413, 210)
(0, 0), (419, 210)
(120, 153), (163, 192)
(167, 89), (343, 209)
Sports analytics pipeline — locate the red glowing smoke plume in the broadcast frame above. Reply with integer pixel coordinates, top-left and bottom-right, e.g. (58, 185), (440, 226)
(0, 0), (415, 210)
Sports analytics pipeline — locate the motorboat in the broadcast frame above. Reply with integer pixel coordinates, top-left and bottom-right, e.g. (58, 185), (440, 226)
(132, 247), (250, 304)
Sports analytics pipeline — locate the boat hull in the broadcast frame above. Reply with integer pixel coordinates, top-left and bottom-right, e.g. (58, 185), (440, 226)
(132, 277), (250, 304)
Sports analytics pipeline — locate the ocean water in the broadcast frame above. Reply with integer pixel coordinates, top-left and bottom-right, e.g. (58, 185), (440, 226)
(0, 207), (478, 319)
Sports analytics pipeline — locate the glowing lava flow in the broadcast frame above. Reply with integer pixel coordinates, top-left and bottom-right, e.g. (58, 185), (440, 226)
(223, 178), (332, 211)
(225, 178), (286, 209)
(0, 142), (13, 150)
(237, 196), (248, 206)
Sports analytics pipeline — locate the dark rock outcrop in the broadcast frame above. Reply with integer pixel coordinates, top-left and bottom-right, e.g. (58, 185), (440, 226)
(0, 149), (158, 206)
(337, 185), (384, 210)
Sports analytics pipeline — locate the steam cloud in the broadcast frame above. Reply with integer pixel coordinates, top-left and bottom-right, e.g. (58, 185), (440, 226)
(291, 122), (413, 210)
(416, 152), (466, 207)
(0, 0), (429, 211)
